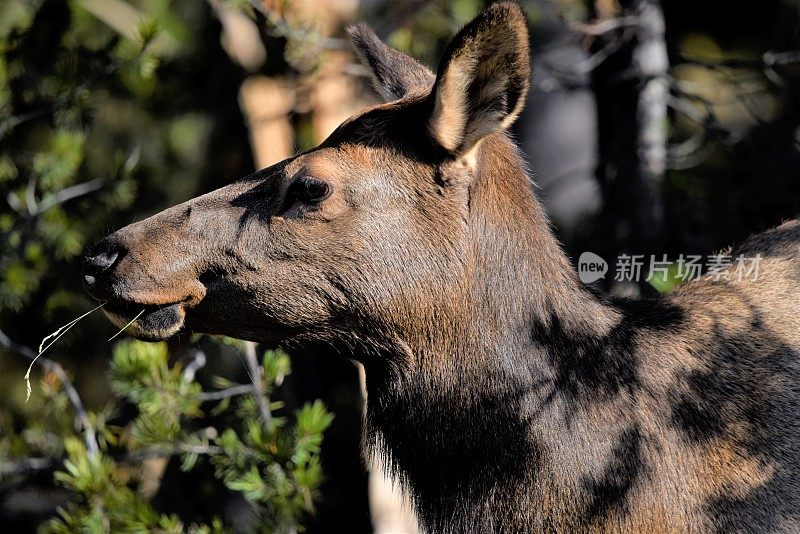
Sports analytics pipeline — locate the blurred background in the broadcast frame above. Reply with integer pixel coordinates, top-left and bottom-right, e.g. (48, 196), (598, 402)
(1, 0), (799, 532)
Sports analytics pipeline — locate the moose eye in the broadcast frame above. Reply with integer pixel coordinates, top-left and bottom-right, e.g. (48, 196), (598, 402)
(290, 176), (332, 204)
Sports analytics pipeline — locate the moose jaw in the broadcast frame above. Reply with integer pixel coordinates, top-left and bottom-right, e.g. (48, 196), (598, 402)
(83, 3), (800, 532)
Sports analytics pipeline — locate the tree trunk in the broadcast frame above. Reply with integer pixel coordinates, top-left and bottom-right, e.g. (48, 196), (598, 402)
(592, 0), (669, 267)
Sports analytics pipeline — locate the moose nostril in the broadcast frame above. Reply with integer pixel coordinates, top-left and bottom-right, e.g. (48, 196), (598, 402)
(89, 251), (119, 271)
(83, 245), (123, 288)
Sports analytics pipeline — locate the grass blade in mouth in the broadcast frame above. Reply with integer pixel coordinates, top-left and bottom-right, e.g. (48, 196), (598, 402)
(107, 308), (146, 341)
(25, 303), (105, 402)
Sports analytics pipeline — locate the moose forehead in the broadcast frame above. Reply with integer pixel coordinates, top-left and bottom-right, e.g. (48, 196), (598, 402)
(241, 99), (444, 206)
(320, 96), (444, 162)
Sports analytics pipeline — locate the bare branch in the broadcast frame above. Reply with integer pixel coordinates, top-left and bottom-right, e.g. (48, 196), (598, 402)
(0, 328), (100, 458)
(6, 190), (24, 215)
(122, 443), (223, 463)
(35, 178), (104, 214)
(763, 50), (800, 66)
(0, 440), (227, 481)
(244, 341), (272, 429)
(26, 176), (38, 217)
(199, 383), (257, 401)
(540, 34), (629, 77)
(181, 348), (207, 383)
(178, 346), (262, 401)
(246, 0), (348, 52)
(668, 94), (712, 128)
(179, 344), (262, 404)
(570, 15), (640, 36)
(666, 131), (716, 170)
(679, 50), (800, 70)
(0, 457), (55, 478)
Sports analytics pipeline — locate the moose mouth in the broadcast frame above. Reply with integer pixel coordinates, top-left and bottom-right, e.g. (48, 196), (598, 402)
(103, 299), (188, 341)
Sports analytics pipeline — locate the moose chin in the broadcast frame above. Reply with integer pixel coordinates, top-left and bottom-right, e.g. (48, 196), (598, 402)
(102, 301), (186, 341)
(83, 2), (800, 532)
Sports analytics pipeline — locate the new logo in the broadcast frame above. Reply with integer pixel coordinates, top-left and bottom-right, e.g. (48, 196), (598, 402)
(578, 252), (608, 284)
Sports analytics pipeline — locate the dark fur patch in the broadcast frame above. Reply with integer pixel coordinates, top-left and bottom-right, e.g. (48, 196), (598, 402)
(583, 424), (644, 522)
(533, 296), (685, 412)
(365, 364), (543, 533)
(667, 314), (800, 532)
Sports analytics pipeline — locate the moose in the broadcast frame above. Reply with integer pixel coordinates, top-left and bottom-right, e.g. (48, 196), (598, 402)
(83, 2), (800, 531)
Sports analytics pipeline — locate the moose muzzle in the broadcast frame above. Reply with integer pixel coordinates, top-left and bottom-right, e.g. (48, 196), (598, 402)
(82, 225), (208, 341)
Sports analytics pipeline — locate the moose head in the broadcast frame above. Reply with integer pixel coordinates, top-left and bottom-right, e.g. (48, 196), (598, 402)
(82, 2), (556, 357)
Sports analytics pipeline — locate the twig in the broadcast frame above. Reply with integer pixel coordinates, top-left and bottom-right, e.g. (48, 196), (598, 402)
(181, 348), (207, 383)
(0, 328), (100, 458)
(180, 347), (259, 400)
(678, 50), (800, 70)
(570, 15), (640, 36)
(668, 85), (759, 148)
(243, 341), (271, 429)
(246, 0), (348, 52)
(122, 443), (224, 463)
(199, 383), (257, 401)
(666, 131), (716, 170)
(26, 176), (38, 216)
(1, 441), (227, 481)
(668, 94), (711, 128)
(540, 34), (629, 77)
(763, 50), (800, 66)
(35, 179), (104, 214)
(0, 457), (55, 478)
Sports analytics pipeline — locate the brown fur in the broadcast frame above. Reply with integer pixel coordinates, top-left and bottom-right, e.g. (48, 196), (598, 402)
(83, 3), (800, 532)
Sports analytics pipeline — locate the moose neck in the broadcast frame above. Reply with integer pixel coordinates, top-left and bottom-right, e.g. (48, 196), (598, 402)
(363, 135), (623, 531)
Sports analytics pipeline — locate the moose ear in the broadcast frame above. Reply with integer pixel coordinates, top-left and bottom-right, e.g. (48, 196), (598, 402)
(428, 2), (531, 155)
(347, 23), (435, 101)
